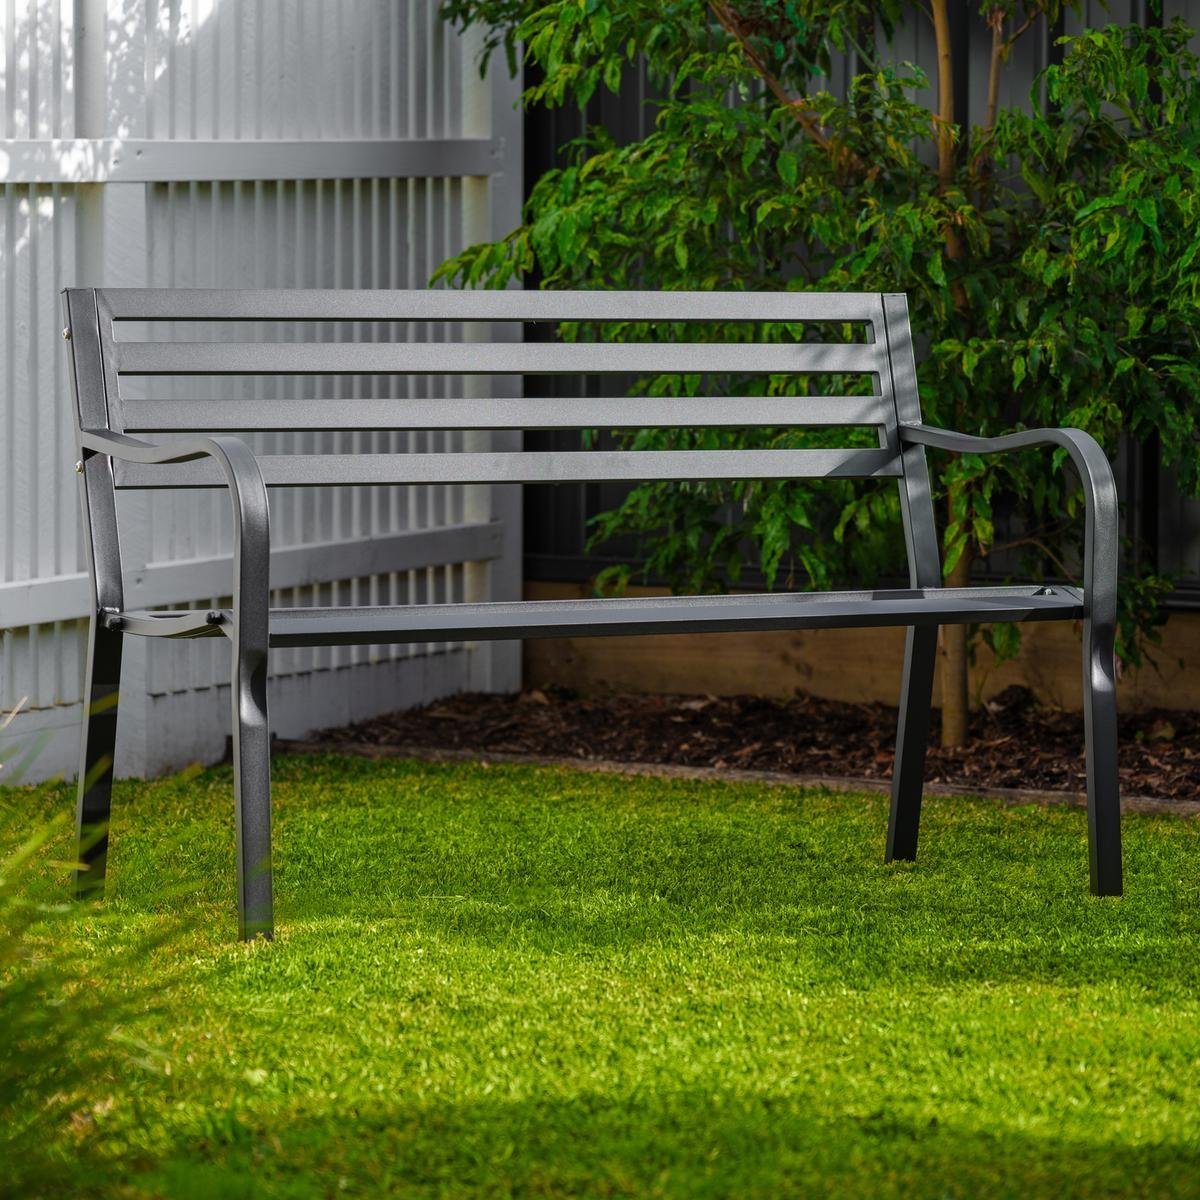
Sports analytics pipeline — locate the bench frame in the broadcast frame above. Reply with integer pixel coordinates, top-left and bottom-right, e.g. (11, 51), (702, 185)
(63, 287), (1122, 939)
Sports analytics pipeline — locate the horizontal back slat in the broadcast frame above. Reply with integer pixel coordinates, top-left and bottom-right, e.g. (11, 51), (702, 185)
(114, 341), (887, 377)
(81, 287), (911, 497)
(122, 395), (888, 432)
(114, 448), (902, 489)
(100, 287), (889, 325)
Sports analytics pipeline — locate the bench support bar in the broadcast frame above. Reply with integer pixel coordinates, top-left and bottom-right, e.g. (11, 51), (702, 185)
(898, 422), (1123, 897)
(74, 426), (275, 938)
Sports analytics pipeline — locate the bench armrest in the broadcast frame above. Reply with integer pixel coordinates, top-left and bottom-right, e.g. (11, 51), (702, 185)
(897, 423), (1118, 630)
(80, 430), (271, 647)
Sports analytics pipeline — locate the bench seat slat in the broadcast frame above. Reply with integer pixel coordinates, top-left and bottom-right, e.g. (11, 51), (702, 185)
(101, 287), (889, 324)
(114, 340), (886, 377)
(268, 587), (1082, 645)
(113, 448), (902, 488)
(121, 395), (888, 432)
(108, 586), (1084, 645)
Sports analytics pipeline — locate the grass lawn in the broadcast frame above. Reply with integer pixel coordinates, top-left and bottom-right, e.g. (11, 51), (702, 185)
(4, 753), (1200, 1198)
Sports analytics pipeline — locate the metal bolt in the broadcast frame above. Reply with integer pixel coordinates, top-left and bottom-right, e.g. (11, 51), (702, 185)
(62, 327), (71, 341)
(75, 460), (84, 474)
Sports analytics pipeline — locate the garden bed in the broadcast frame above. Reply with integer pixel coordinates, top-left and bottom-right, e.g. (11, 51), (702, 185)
(317, 685), (1200, 804)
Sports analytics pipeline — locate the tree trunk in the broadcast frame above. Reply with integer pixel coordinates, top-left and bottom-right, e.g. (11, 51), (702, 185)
(929, 0), (972, 748)
(940, 528), (973, 748)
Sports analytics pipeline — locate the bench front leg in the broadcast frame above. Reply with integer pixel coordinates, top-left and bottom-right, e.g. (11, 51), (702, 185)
(232, 635), (272, 938)
(74, 613), (123, 899)
(887, 624), (938, 863)
(1083, 615), (1122, 895)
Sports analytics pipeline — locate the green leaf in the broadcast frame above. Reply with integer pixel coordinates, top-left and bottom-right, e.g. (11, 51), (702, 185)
(741, 137), (764, 174)
(943, 532), (969, 577)
(556, 211), (580, 266)
(1011, 355), (1026, 391)
(589, 7), (611, 45)
(603, 56), (622, 94)
(988, 621), (1022, 664)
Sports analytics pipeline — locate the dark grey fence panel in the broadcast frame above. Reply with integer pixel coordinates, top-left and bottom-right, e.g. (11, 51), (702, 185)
(520, 8), (1200, 604)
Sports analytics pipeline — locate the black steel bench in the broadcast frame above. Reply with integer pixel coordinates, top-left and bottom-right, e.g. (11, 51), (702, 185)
(64, 288), (1122, 939)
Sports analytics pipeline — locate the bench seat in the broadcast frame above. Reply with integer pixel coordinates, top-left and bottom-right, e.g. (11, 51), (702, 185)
(108, 584), (1084, 645)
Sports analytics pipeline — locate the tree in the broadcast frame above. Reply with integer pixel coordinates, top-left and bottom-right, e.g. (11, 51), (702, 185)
(436, 1), (1199, 745)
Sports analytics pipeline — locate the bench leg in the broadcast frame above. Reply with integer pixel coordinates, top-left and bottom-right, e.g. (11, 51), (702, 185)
(886, 625), (937, 863)
(1083, 617), (1122, 896)
(232, 637), (273, 939)
(75, 613), (123, 900)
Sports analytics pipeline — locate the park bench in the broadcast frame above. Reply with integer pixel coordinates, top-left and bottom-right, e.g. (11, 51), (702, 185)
(64, 287), (1122, 940)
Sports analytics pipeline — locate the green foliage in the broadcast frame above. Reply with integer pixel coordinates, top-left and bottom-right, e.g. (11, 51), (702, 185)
(436, 3), (1200, 668)
(5, 756), (1200, 1196)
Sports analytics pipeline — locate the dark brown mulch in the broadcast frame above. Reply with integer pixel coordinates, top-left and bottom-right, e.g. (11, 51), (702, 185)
(314, 685), (1200, 803)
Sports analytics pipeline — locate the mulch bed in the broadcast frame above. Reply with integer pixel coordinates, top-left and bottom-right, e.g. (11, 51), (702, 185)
(313, 685), (1200, 804)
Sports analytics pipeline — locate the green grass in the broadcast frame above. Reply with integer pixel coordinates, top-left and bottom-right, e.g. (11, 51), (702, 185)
(4, 754), (1200, 1199)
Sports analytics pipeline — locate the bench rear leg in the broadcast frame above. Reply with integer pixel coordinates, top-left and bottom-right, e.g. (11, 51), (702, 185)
(75, 614), (123, 899)
(1083, 617), (1122, 896)
(886, 625), (937, 863)
(232, 639), (273, 939)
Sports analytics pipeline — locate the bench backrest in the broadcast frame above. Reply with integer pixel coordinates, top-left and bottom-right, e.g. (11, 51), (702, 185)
(63, 288), (942, 594)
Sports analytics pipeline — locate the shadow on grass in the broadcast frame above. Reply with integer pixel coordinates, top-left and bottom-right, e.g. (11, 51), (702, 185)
(139, 1090), (1200, 1200)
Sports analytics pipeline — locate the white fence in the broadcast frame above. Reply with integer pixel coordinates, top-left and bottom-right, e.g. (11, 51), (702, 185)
(0, 0), (522, 782)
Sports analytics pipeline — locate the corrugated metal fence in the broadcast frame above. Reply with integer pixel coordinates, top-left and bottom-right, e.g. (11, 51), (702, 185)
(0, 0), (522, 782)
